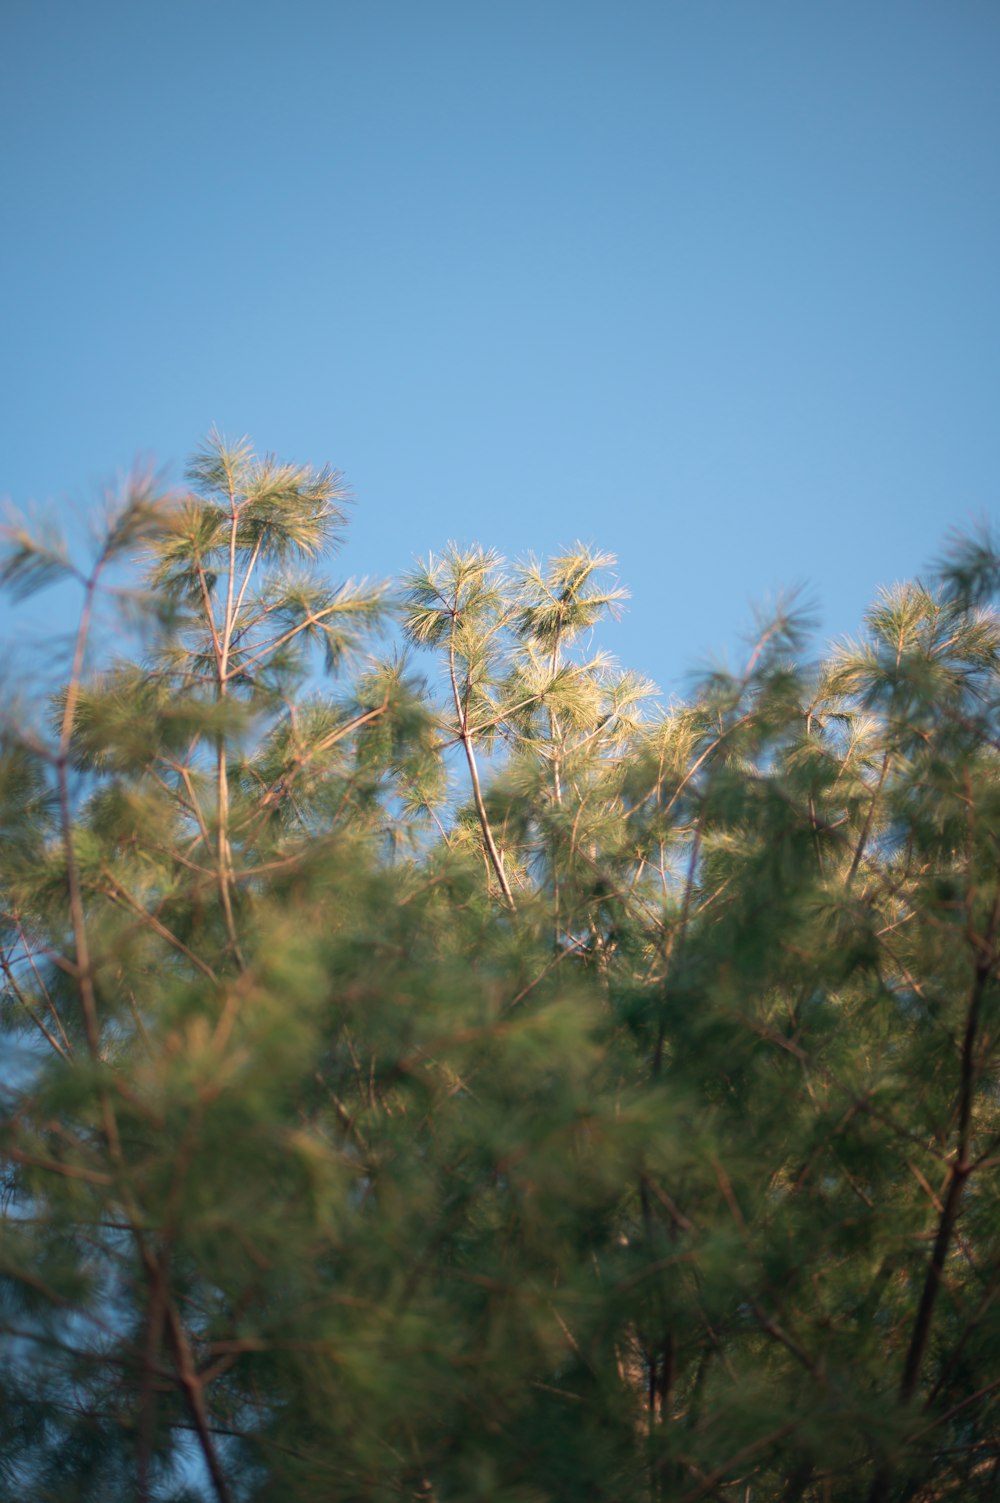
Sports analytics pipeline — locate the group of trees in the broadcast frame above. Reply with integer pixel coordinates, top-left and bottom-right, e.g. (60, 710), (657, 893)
(1, 436), (998, 1502)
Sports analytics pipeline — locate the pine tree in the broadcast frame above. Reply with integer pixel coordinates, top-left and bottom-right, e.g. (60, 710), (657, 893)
(2, 440), (998, 1501)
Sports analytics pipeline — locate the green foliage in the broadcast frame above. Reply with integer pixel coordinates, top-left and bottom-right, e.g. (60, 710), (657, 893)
(1, 436), (999, 1502)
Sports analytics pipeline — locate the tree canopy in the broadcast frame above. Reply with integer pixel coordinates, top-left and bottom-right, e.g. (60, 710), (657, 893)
(1, 437), (999, 1503)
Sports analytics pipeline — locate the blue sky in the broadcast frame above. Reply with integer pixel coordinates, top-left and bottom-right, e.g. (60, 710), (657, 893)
(2, 0), (998, 695)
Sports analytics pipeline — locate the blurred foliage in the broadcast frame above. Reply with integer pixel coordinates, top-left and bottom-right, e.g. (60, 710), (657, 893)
(1, 436), (999, 1503)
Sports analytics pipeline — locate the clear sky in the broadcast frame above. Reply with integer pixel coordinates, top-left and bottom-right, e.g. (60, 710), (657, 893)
(2, 0), (998, 695)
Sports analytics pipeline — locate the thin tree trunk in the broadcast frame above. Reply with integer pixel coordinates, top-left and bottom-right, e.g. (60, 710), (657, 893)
(166, 1301), (235, 1503)
(214, 485), (245, 967)
(449, 631), (515, 908)
(867, 951), (992, 1503)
